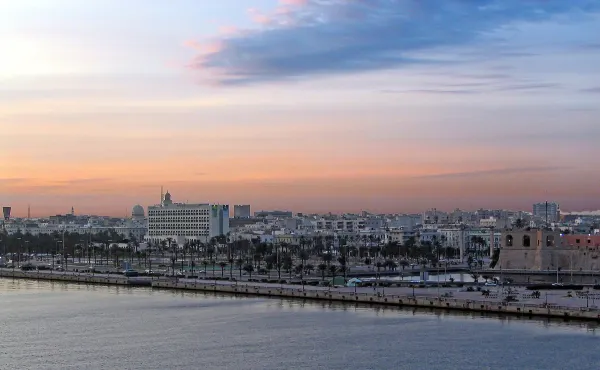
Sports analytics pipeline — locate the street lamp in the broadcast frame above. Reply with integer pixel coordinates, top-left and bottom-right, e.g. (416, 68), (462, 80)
(55, 240), (63, 270)
(0, 235), (4, 264)
(17, 237), (22, 267)
(25, 240), (30, 264)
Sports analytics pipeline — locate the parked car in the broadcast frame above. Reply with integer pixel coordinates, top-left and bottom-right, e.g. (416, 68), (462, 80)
(123, 269), (139, 277)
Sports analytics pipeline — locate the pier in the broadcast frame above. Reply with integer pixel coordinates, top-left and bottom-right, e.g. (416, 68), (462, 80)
(2, 268), (600, 322)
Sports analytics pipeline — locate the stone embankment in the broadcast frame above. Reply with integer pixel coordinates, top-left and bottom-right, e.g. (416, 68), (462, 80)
(3, 269), (600, 322)
(0, 269), (151, 286)
(152, 280), (600, 321)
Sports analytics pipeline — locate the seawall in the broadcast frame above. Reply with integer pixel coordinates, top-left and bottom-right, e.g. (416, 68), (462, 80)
(151, 280), (600, 322)
(2, 269), (600, 322)
(0, 269), (151, 286)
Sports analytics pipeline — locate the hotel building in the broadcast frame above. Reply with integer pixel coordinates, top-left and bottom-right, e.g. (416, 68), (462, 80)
(146, 191), (229, 244)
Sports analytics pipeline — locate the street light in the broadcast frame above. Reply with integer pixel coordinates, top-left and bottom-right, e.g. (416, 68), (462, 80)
(55, 240), (63, 270)
(25, 241), (30, 264)
(0, 235), (4, 264)
(17, 237), (22, 267)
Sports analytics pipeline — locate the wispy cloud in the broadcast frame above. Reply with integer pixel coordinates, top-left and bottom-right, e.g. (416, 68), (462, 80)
(413, 166), (567, 179)
(188, 0), (600, 85)
(381, 89), (477, 95)
(581, 87), (600, 93)
(380, 81), (560, 95)
(495, 82), (561, 91)
(0, 178), (30, 185)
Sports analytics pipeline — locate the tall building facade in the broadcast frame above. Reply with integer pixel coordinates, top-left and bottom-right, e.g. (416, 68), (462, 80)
(533, 202), (560, 224)
(146, 191), (229, 244)
(234, 205), (251, 218)
(2, 206), (11, 221)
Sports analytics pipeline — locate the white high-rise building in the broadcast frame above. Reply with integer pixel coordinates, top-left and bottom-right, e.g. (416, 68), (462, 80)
(146, 191), (229, 244)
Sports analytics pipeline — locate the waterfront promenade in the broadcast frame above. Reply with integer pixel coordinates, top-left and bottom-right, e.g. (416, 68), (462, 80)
(2, 268), (600, 322)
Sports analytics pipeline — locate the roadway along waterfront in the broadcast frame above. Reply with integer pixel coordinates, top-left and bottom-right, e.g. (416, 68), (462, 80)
(2, 268), (600, 322)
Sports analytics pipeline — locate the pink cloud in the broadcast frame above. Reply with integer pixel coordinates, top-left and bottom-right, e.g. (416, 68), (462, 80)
(279, 0), (308, 5)
(247, 7), (273, 25)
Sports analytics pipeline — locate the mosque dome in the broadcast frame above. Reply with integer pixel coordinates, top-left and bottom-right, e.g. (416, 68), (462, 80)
(132, 205), (145, 218)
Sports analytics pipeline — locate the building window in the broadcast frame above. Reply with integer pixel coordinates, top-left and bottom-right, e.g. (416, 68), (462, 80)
(523, 235), (531, 247)
(505, 235), (513, 247)
(546, 235), (555, 247)
(576, 239), (581, 244)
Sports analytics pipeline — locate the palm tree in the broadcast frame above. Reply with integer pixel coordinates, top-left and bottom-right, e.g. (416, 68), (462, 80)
(110, 243), (120, 268)
(243, 263), (254, 279)
(329, 265), (338, 286)
(219, 261), (227, 278)
(337, 250), (347, 282)
(236, 258), (244, 279)
(305, 263), (315, 276)
(318, 263), (327, 281)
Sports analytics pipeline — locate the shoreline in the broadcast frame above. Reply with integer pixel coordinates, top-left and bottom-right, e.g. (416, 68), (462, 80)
(2, 269), (600, 323)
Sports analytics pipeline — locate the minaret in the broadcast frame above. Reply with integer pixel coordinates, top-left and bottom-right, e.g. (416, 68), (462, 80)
(71, 206), (75, 216)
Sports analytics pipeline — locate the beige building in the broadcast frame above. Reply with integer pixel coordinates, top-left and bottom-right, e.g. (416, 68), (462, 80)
(497, 229), (600, 271)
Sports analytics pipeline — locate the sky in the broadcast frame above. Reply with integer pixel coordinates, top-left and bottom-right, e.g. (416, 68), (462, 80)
(1, 0), (600, 217)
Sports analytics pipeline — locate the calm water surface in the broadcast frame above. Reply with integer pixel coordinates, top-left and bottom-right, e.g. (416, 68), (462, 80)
(1, 279), (599, 370)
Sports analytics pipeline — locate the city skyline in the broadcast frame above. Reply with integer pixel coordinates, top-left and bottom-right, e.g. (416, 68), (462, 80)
(2, 1), (600, 216)
(2, 197), (598, 219)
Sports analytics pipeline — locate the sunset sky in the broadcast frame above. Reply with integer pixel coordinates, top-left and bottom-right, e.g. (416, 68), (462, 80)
(1, 0), (600, 217)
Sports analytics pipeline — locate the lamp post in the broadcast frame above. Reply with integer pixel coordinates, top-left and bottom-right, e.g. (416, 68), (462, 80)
(55, 240), (63, 270)
(0, 235), (4, 265)
(106, 239), (112, 267)
(25, 240), (30, 265)
(17, 237), (22, 267)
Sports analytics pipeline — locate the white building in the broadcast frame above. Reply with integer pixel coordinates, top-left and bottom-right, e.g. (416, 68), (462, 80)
(314, 218), (365, 232)
(386, 229), (417, 244)
(146, 191), (229, 244)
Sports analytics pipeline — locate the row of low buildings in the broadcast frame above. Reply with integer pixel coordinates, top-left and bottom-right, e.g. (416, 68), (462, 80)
(1, 198), (596, 262)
